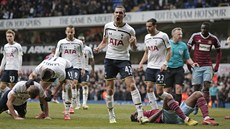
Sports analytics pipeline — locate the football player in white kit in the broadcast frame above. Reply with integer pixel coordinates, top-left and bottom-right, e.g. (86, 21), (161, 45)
(94, 5), (149, 124)
(75, 36), (95, 110)
(28, 57), (73, 120)
(139, 18), (171, 109)
(0, 29), (23, 97)
(54, 25), (85, 118)
(0, 81), (49, 120)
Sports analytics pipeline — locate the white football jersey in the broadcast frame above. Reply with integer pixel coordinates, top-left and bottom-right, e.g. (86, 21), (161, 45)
(55, 38), (84, 69)
(8, 81), (44, 106)
(104, 22), (135, 60)
(34, 57), (72, 81)
(83, 45), (94, 71)
(0, 42), (23, 70)
(144, 32), (170, 69)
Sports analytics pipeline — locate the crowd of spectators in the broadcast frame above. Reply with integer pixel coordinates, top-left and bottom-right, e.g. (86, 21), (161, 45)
(19, 67), (230, 108)
(0, 0), (229, 19)
(0, 0), (229, 45)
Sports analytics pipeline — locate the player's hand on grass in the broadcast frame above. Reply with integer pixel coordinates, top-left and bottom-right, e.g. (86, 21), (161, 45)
(14, 116), (24, 120)
(44, 116), (52, 120)
(35, 112), (46, 119)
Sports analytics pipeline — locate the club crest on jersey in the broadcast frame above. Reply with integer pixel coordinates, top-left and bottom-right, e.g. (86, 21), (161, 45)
(179, 50), (183, 55)
(147, 46), (159, 51)
(121, 34), (124, 39)
(64, 49), (77, 54)
(109, 38), (124, 46)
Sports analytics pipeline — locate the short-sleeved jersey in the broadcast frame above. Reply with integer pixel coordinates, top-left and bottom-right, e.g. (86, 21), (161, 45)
(34, 57), (72, 81)
(1, 42), (23, 70)
(8, 81), (44, 106)
(144, 32), (170, 69)
(104, 22), (135, 60)
(55, 38), (84, 69)
(83, 45), (94, 71)
(168, 40), (190, 68)
(187, 32), (221, 66)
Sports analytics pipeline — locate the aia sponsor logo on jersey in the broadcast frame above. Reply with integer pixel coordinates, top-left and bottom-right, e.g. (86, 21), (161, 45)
(6, 53), (14, 57)
(109, 38), (124, 46)
(64, 49), (78, 54)
(147, 46), (159, 51)
(6, 48), (17, 57)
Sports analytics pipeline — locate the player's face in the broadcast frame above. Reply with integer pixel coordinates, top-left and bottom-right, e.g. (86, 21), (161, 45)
(146, 22), (155, 34)
(201, 24), (209, 36)
(114, 7), (125, 25)
(65, 27), (75, 40)
(6, 33), (14, 44)
(173, 30), (183, 42)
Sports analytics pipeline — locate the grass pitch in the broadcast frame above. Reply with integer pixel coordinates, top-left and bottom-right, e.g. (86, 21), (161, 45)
(0, 102), (229, 129)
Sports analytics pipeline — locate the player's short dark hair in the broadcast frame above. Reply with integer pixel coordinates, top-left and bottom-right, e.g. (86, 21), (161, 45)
(201, 22), (211, 30)
(147, 18), (157, 26)
(66, 25), (75, 29)
(115, 5), (126, 13)
(130, 111), (138, 122)
(28, 85), (39, 99)
(41, 68), (53, 81)
(202, 22), (210, 27)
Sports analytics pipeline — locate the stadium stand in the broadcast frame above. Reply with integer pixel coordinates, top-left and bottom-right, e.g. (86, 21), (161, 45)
(1, 0), (229, 19)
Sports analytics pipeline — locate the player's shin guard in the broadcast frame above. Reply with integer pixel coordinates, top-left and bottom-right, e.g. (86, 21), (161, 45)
(82, 86), (88, 106)
(106, 95), (114, 109)
(197, 97), (209, 119)
(63, 84), (71, 114)
(131, 89), (144, 118)
(71, 89), (77, 108)
(62, 90), (65, 105)
(147, 92), (158, 109)
(76, 89), (81, 107)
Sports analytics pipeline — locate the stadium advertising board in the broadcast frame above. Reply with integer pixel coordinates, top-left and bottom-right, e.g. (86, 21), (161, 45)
(0, 45), (55, 54)
(0, 7), (229, 30)
(0, 39), (229, 54)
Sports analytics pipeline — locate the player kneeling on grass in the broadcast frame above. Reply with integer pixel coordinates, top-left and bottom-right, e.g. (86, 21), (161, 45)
(130, 91), (219, 126)
(0, 81), (50, 120)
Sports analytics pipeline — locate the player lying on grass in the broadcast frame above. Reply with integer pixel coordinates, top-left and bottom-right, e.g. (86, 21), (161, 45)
(0, 81), (49, 120)
(130, 91), (219, 126)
